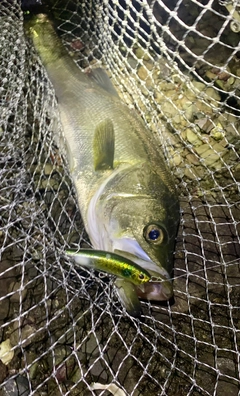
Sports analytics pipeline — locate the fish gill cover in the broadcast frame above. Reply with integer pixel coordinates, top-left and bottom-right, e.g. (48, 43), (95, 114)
(0, 0), (239, 395)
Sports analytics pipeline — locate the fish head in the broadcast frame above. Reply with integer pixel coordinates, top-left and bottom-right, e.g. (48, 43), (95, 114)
(109, 196), (179, 301)
(89, 162), (180, 301)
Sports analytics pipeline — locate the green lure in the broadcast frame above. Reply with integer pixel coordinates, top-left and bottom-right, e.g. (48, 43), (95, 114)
(66, 249), (151, 285)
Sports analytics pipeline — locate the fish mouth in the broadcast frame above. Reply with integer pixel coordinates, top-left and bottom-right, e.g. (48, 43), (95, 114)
(114, 248), (173, 301)
(133, 263), (173, 301)
(135, 279), (173, 301)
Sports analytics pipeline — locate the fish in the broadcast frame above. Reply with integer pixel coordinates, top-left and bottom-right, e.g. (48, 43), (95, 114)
(66, 249), (151, 285)
(25, 13), (180, 317)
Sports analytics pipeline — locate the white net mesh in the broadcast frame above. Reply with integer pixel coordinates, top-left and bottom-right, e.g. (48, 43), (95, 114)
(0, 0), (240, 395)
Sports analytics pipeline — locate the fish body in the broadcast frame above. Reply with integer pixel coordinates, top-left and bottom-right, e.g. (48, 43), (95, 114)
(25, 14), (180, 316)
(66, 249), (151, 285)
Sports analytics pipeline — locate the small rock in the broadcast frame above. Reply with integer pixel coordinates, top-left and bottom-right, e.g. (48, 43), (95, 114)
(127, 56), (138, 69)
(211, 160), (224, 171)
(185, 153), (200, 166)
(172, 114), (186, 125)
(134, 47), (150, 61)
(161, 101), (178, 118)
(195, 143), (227, 167)
(195, 117), (214, 133)
(194, 143), (210, 156)
(44, 163), (53, 175)
(192, 81), (206, 92)
(184, 166), (205, 180)
(0, 339), (14, 365)
(227, 150), (239, 162)
(205, 87), (221, 101)
(184, 104), (194, 121)
(205, 70), (218, 80)
(212, 142), (228, 154)
(2, 375), (30, 396)
(39, 179), (58, 190)
(186, 129), (202, 146)
(171, 153), (182, 166)
(202, 149), (220, 166)
(137, 65), (150, 81)
(10, 322), (36, 349)
(210, 122), (225, 141)
(192, 81), (220, 101)
(28, 360), (39, 380)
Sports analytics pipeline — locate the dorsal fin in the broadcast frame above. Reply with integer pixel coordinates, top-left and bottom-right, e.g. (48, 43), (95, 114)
(87, 68), (119, 96)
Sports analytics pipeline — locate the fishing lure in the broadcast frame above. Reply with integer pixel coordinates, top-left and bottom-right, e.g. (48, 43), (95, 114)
(66, 249), (151, 285)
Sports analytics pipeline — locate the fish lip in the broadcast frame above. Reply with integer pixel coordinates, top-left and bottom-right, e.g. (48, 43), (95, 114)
(114, 249), (173, 301)
(138, 269), (173, 301)
(135, 280), (173, 301)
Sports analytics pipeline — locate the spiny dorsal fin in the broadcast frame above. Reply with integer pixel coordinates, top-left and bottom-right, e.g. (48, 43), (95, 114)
(88, 68), (119, 97)
(93, 118), (115, 171)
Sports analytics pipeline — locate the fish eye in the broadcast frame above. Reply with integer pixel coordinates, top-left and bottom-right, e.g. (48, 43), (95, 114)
(138, 273), (145, 280)
(143, 223), (166, 245)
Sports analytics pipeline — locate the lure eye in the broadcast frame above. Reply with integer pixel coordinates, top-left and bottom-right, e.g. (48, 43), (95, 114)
(138, 273), (145, 280)
(143, 224), (166, 245)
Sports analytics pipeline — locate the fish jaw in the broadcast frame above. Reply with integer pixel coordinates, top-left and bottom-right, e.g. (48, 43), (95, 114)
(114, 252), (173, 317)
(112, 244), (174, 301)
(117, 272), (173, 304)
(135, 277), (173, 301)
(114, 278), (172, 317)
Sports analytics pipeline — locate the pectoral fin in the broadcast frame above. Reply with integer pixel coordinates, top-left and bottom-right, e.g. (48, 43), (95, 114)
(115, 278), (142, 317)
(93, 118), (115, 171)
